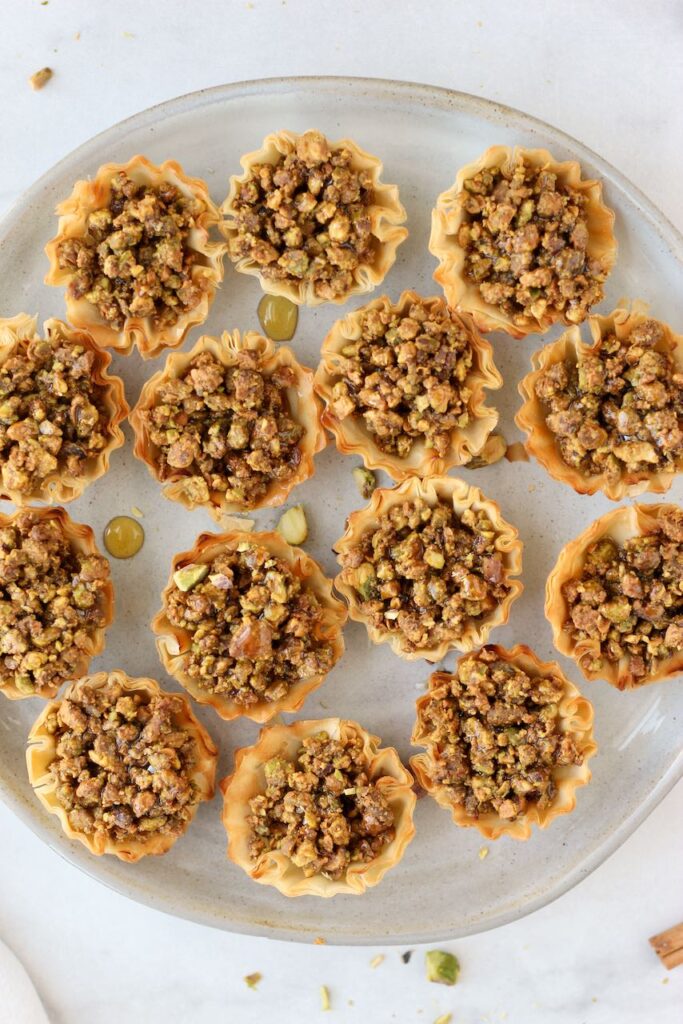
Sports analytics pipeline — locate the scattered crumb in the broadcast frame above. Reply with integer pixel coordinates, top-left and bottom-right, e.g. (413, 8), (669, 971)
(591, 997), (598, 1002)
(369, 954), (385, 968)
(41, 1), (48, 5)
(527, 483), (536, 493)
(434, 1015), (452, 1024)
(320, 985), (331, 1011)
(662, 978), (669, 985)
(478, 846), (489, 860)
(477, 19), (483, 26)
(314, 936), (327, 945)
(130, 506), (144, 518)
(348, 999), (355, 1007)
(122, 31), (135, 38)
(244, 972), (262, 989)
(504, 442), (529, 463)
(73, 31), (81, 40)
(28, 67), (52, 90)
(402, 950), (413, 964)
(246, 1), (254, 6)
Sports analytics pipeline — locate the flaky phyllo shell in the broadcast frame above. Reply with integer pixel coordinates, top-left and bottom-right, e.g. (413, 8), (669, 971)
(314, 291), (502, 480)
(333, 475), (523, 662)
(429, 146), (617, 337)
(130, 329), (325, 521)
(0, 314), (127, 505)
(26, 670), (217, 861)
(517, 301), (683, 500)
(410, 644), (596, 841)
(546, 503), (683, 689)
(220, 718), (416, 896)
(0, 506), (114, 700)
(44, 155), (225, 358)
(151, 530), (347, 723)
(220, 130), (408, 306)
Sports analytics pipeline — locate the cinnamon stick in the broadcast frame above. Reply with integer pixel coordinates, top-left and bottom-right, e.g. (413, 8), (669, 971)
(649, 922), (683, 970)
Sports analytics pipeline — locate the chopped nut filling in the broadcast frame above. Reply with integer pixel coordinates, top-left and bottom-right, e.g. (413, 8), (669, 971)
(44, 681), (199, 840)
(248, 731), (395, 879)
(56, 172), (208, 330)
(328, 300), (476, 457)
(164, 542), (335, 708)
(229, 131), (376, 300)
(0, 326), (111, 495)
(417, 648), (582, 820)
(562, 507), (683, 680)
(458, 159), (607, 325)
(339, 499), (512, 652)
(0, 512), (110, 696)
(142, 350), (304, 509)
(535, 319), (683, 479)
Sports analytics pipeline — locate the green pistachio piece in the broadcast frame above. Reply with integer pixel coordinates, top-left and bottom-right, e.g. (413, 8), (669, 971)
(425, 950), (460, 986)
(173, 563), (209, 592)
(352, 466), (377, 500)
(277, 505), (308, 545)
(14, 674), (36, 695)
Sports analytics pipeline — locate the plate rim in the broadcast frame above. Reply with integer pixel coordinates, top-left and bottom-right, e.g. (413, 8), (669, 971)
(0, 74), (681, 945)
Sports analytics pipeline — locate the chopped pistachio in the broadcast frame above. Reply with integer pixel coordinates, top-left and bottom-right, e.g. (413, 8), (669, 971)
(173, 562), (209, 592)
(356, 562), (377, 601)
(320, 985), (331, 1011)
(424, 548), (445, 569)
(425, 950), (460, 986)
(434, 1015), (453, 1024)
(277, 504), (308, 545)
(14, 675), (36, 696)
(369, 954), (385, 968)
(478, 846), (489, 861)
(130, 505), (144, 518)
(244, 972), (262, 990)
(352, 466), (377, 500)
(29, 67), (53, 90)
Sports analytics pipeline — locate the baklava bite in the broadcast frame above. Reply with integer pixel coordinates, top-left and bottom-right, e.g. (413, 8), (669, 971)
(517, 304), (683, 500)
(27, 671), (217, 860)
(430, 146), (616, 336)
(411, 645), (596, 840)
(334, 476), (523, 661)
(221, 130), (408, 305)
(547, 504), (683, 689)
(131, 331), (324, 520)
(0, 315), (127, 504)
(220, 718), (416, 896)
(0, 507), (113, 700)
(315, 291), (502, 480)
(45, 155), (225, 357)
(152, 530), (347, 722)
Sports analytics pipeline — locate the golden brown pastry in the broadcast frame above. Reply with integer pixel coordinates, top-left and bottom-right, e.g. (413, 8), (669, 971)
(430, 145), (616, 337)
(27, 670), (217, 860)
(220, 718), (416, 896)
(130, 329), (325, 521)
(314, 290), (502, 481)
(546, 503), (683, 689)
(221, 129), (407, 305)
(0, 506), (113, 700)
(334, 475), (523, 661)
(517, 302), (683, 500)
(411, 644), (596, 840)
(152, 529), (347, 722)
(0, 314), (127, 505)
(45, 155), (225, 358)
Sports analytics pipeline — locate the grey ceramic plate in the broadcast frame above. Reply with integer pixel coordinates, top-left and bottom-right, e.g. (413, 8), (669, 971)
(0, 77), (681, 944)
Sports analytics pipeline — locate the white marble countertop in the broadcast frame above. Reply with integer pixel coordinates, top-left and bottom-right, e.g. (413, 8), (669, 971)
(1, 1), (682, 1022)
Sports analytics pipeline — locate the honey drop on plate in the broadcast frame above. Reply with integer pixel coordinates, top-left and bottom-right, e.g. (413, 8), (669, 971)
(103, 516), (145, 559)
(257, 294), (298, 342)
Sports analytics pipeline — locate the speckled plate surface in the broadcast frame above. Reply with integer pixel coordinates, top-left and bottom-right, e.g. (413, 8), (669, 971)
(0, 77), (681, 944)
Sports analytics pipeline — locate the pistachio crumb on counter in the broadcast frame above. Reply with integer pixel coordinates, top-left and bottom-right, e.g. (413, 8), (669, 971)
(478, 845), (489, 860)
(277, 504), (308, 545)
(29, 67), (53, 90)
(320, 985), (331, 1011)
(369, 954), (385, 968)
(352, 466), (377, 500)
(425, 950), (460, 986)
(244, 972), (262, 990)
(434, 1015), (453, 1024)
